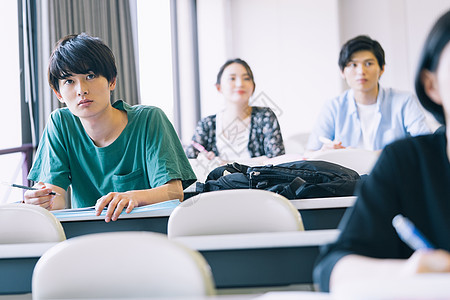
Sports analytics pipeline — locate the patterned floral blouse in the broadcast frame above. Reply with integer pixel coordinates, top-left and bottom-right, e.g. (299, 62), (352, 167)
(185, 107), (285, 159)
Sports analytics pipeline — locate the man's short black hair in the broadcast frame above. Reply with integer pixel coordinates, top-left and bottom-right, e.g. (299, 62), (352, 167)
(338, 35), (385, 71)
(48, 33), (117, 92)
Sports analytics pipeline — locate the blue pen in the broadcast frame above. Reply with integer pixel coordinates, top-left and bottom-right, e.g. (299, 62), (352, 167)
(392, 214), (434, 250)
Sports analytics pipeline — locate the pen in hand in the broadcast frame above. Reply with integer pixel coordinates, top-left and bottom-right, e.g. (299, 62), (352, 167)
(1, 181), (57, 196)
(192, 141), (207, 153)
(319, 136), (333, 144)
(392, 214), (435, 250)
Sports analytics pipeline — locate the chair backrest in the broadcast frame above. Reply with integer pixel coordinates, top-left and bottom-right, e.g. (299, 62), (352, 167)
(167, 189), (304, 238)
(307, 148), (380, 174)
(0, 203), (66, 244)
(32, 231), (215, 300)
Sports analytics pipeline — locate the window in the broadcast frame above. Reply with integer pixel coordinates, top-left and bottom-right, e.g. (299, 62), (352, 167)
(0, 1), (25, 203)
(136, 0), (174, 122)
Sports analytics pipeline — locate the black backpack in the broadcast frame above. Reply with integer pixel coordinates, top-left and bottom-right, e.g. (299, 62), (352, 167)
(195, 160), (361, 200)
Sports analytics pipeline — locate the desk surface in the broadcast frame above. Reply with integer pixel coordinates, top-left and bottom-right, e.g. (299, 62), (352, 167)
(0, 230), (339, 294)
(52, 200), (180, 222)
(173, 230), (339, 251)
(0, 291), (332, 300)
(290, 196), (355, 210)
(0, 242), (57, 295)
(173, 230), (340, 288)
(57, 196), (353, 239)
(291, 196), (354, 230)
(55, 200), (179, 238)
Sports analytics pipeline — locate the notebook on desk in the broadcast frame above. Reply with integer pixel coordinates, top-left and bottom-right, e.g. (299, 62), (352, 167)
(51, 199), (180, 220)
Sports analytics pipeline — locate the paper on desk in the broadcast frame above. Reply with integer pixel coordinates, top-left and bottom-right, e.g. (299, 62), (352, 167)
(257, 291), (331, 299)
(51, 199), (180, 219)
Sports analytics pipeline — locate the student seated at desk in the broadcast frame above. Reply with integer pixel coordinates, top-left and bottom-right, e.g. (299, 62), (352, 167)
(313, 10), (450, 293)
(307, 35), (431, 152)
(185, 58), (285, 163)
(25, 33), (196, 222)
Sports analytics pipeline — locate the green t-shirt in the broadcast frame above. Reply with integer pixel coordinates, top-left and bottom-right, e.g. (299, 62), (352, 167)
(28, 100), (196, 208)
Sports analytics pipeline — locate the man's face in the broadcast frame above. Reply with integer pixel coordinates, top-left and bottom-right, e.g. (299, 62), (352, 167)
(341, 50), (384, 94)
(54, 72), (116, 119)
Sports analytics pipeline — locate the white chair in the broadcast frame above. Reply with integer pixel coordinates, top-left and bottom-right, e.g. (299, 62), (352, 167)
(0, 203), (66, 243)
(32, 231), (215, 299)
(307, 148), (380, 175)
(167, 189), (304, 238)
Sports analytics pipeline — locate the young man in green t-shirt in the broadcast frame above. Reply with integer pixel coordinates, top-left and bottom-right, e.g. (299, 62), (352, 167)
(25, 33), (196, 222)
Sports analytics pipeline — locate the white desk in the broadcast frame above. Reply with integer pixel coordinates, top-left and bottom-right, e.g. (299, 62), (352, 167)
(0, 230), (339, 294)
(55, 196), (354, 239)
(291, 196), (355, 230)
(0, 242), (57, 295)
(331, 274), (450, 300)
(0, 291), (331, 299)
(174, 230), (339, 251)
(54, 200), (179, 238)
(173, 230), (340, 288)
(291, 196), (355, 210)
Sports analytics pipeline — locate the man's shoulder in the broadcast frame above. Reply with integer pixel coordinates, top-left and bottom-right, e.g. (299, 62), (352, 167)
(48, 107), (75, 124)
(123, 102), (167, 119)
(329, 90), (353, 105)
(381, 87), (416, 103)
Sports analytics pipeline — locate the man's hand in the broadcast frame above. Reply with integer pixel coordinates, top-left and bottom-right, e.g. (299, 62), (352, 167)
(23, 182), (65, 210)
(95, 191), (139, 223)
(95, 179), (183, 223)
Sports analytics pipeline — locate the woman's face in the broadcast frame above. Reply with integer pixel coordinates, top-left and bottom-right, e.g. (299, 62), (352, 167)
(424, 41), (450, 121)
(217, 63), (255, 104)
(435, 42), (450, 116)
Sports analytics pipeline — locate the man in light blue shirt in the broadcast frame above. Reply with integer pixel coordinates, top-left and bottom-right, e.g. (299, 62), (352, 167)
(307, 35), (431, 151)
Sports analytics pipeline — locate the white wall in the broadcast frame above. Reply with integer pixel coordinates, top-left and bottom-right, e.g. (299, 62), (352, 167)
(196, 0), (449, 152)
(339, 0), (450, 93)
(197, 0), (341, 148)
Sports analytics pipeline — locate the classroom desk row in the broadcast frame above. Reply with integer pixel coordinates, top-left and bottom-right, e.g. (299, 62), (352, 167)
(59, 196), (355, 238)
(0, 196), (354, 295)
(0, 230), (340, 295)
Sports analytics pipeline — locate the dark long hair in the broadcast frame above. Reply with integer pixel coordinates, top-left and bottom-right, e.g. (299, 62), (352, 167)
(414, 10), (450, 125)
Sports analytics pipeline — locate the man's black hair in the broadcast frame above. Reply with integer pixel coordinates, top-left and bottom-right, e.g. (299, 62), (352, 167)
(48, 33), (117, 92)
(338, 35), (385, 71)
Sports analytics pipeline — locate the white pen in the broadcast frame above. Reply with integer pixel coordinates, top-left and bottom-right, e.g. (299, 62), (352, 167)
(319, 136), (333, 144)
(392, 214), (434, 250)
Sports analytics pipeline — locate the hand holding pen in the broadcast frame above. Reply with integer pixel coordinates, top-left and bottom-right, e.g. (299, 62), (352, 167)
(319, 136), (345, 150)
(192, 141), (218, 161)
(392, 214), (434, 250)
(21, 182), (60, 210)
(392, 214), (450, 274)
